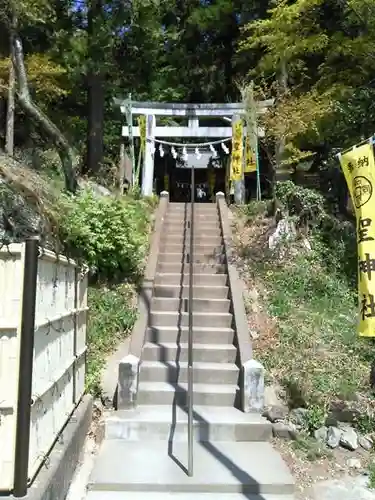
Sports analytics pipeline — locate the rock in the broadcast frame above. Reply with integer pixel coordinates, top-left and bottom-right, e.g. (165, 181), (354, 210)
(340, 426), (358, 451)
(328, 400), (360, 424)
(268, 218), (296, 250)
(272, 421), (298, 440)
(327, 426), (342, 449)
(263, 385), (279, 408)
(313, 475), (375, 500)
(359, 436), (373, 451)
(314, 426), (328, 442)
(290, 407), (308, 426)
(263, 384), (285, 407)
(302, 237), (312, 252)
(263, 405), (288, 423)
(78, 178), (111, 196)
(346, 458), (362, 470)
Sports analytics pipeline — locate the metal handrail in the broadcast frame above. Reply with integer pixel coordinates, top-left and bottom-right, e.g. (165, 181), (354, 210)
(187, 164), (194, 477)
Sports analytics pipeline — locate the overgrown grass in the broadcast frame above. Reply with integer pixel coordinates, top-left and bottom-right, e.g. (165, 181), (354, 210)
(292, 434), (333, 461)
(260, 248), (373, 406)
(86, 283), (137, 396)
(233, 189), (374, 415)
(368, 461), (375, 489)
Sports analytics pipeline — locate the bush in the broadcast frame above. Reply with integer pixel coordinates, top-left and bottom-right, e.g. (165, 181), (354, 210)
(58, 190), (152, 281)
(274, 180), (357, 285)
(86, 284), (137, 396)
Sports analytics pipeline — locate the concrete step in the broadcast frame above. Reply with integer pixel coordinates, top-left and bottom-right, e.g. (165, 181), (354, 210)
(165, 214), (220, 223)
(145, 326), (234, 344)
(165, 210), (219, 219)
(153, 285), (229, 299)
(166, 206), (219, 217)
(154, 274), (228, 286)
(164, 223), (220, 232)
(157, 253), (226, 264)
(161, 235), (222, 246)
(168, 202), (217, 207)
(156, 262), (226, 274)
(88, 440), (295, 494)
(142, 342), (236, 363)
(159, 243), (224, 254)
(167, 203), (218, 211)
(87, 493), (295, 500)
(137, 382), (238, 406)
(139, 361), (239, 384)
(104, 405), (271, 442)
(149, 311), (232, 328)
(151, 297), (231, 313)
(163, 224), (221, 233)
(164, 221), (219, 228)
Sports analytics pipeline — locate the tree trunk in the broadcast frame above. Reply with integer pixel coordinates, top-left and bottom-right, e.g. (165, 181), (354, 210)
(275, 59), (288, 186)
(117, 142), (125, 194)
(12, 34), (77, 192)
(86, 71), (105, 174)
(86, 0), (105, 174)
(5, 33), (15, 157)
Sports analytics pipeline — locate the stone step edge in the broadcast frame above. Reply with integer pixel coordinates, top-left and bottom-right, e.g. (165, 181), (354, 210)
(138, 382), (238, 393)
(143, 342), (236, 351)
(141, 360), (238, 371)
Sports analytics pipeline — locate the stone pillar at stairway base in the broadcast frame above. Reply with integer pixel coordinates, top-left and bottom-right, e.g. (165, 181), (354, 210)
(243, 359), (265, 413)
(118, 354), (140, 409)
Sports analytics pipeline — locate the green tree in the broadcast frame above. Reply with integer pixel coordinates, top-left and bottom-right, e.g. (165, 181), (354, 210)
(240, 0), (375, 166)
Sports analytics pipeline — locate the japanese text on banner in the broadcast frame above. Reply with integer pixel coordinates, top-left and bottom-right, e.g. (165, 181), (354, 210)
(230, 119), (243, 181)
(339, 142), (375, 337)
(244, 134), (256, 173)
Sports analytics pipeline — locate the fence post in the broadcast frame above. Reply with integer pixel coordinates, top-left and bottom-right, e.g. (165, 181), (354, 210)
(13, 237), (39, 498)
(73, 266), (79, 405)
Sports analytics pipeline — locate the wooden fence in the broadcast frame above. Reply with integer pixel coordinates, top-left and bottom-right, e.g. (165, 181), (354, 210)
(0, 241), (88, 493)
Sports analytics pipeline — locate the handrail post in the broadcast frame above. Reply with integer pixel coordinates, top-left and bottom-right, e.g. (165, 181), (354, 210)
(188, 164), (194, 477)
(13, 237), (39, 497)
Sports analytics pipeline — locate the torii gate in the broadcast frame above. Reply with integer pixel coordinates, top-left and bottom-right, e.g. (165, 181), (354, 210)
(114, 99), (273, 202)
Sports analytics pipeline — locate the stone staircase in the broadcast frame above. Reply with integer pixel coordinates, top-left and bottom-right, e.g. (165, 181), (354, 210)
(87, 201), (294, 500)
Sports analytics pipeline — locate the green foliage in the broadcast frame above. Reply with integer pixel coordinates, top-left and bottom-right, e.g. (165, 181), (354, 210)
(304, 405), (327, 433)
(353, 413), (375, 435)
(274, 180), (357, 285)
(275, 180), (326, 228)
(238, 200), (268, 221)
(240, 0), (375, 165)
(86, 283), (137, 396)
(368, 462), (375, 490)
(58, 190), (151, 280)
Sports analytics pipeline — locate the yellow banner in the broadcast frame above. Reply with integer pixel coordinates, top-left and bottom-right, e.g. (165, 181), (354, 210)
(244, 134), (256, 173)
(138, 115), (146, 153)
(339, 142), (375, 337)
(230, 120), (243, 181)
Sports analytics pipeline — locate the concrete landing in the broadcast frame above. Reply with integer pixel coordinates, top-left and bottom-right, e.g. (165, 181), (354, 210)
(105, 405), (272, 442)
(87, 493), (295, 500)
(88, 440), (295, 495)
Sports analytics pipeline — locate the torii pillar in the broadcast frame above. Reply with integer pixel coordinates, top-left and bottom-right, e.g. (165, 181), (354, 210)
(141, 115), (156, 197)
